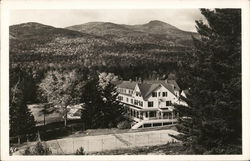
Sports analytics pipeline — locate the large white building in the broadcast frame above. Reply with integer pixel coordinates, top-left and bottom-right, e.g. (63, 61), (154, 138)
(115, 79), (187, 129)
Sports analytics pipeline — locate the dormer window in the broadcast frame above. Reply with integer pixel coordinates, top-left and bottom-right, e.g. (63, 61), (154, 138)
(152, 92), (157, 97)
(136, 92), (141, 97)
(134, 100), (138, 105)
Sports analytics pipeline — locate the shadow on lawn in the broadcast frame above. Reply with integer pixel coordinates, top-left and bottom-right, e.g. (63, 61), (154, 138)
(38, 119), (85, 141)
(10, 119), (85, 145)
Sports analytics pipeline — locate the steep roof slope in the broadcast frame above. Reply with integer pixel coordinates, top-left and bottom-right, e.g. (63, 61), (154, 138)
(116, 80), (180, 100)
(138, 83), (161, 99)
(116, 81), (137, 90)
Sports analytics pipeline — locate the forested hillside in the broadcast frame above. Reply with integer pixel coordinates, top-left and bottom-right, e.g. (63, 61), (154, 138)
(10, 20), (197, 103)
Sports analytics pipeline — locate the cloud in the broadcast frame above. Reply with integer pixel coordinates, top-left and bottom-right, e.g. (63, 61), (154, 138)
(10, 9), (204, 32)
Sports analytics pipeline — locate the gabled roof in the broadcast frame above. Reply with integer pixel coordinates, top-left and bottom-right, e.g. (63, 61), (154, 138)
(115, 79), (180, 100)
(166, 80), (180, 91)
(112, 80), (123, 86)
(137, 83), (161, 99)
(160, 82), (176, 95)
(116, 81), (137, 90)
(145, 80), (180, 91)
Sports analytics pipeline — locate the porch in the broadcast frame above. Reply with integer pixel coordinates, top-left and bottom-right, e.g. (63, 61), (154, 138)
(125, 106), (178, 121)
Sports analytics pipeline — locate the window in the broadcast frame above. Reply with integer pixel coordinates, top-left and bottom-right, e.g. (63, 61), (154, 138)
(158, 92), (161, 97)
(134, 100), (138, 105)
(166, 101), (172, 106)
(139, 101), (143, 107)
(126, 98), (129, 102)
(163, 92), (168, 97)
(148, 101), (154, 107)
(152, 92), (157, 97)
(131, 99), (133, 104)
(149, 111), (156, 117)
(118, 96), (123, 101)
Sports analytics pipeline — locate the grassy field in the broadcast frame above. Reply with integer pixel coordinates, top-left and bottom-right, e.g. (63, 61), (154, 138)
(28, 104), (62, 126)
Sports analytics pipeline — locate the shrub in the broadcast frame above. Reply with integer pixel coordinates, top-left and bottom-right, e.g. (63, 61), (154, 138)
(23, 141), (52, 155)
(117, 120), (131, 129)
(75, 147), (85, 155)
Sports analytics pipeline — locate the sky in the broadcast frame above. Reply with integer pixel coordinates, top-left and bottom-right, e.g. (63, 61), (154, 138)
(10, 9), (204, 32)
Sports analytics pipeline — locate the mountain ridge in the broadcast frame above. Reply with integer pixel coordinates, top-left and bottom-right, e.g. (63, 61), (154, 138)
(10, 20), (197, 69)
(65, 20), (196, 35)
(65, 20), (194, 32)
(65, 20), (197, 46)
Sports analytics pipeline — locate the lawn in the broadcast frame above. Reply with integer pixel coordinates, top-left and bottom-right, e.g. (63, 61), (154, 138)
(28, 104), (62, 126)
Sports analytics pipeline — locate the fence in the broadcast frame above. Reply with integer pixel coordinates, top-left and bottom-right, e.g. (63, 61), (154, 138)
(43, 130), (179, 154)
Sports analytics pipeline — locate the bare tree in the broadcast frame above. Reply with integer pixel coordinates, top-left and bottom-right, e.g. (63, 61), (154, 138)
(39, 70), (84, 127)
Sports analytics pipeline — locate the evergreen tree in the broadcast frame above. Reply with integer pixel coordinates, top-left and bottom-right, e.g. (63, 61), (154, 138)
(81, 76), (103, 129)
(81, 72), (124, 129)
(10, 79), (36, 137)
(174, 9), (241, 154)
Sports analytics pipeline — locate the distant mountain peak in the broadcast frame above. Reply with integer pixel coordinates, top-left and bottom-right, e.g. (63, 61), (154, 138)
(14, 22), (47, 27)
(147, 20), (167, 25)
(10, 22), (54, 30)
(142, 20), (180, 31)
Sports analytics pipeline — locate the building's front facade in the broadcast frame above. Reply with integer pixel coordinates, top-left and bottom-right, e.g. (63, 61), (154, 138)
(115, 80), (187, 129)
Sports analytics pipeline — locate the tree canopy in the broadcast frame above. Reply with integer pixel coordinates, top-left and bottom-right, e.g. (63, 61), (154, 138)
(38, 70), (85, 126)
(174, 9), (241, 154)
(10, 75), (36, 136)
(81, 72), (124, 129)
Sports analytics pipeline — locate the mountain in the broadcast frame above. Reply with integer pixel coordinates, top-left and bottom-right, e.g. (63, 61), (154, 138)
(10, 21), (197, 71)
(127, 20), (185, 35)
(66, 20), (198, 46)
(66, 22), (156, 45)
(10, 22), (110, 56)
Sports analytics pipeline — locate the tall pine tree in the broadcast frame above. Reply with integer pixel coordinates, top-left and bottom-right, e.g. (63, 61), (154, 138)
(81, 72), (124, 129)
(10, 77), (36, 137)
(174, 9), (241, 154)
